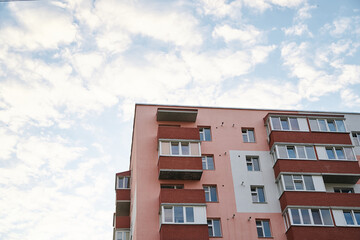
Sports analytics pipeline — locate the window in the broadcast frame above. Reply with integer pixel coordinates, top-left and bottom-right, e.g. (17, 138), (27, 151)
(251, 186), (265, 203)
(270, 116), (309, 131)
(163, 206), (195, 223)
(343, 210), (360, 226)
(115, 231), (130, 240)
(334, 187), (354, 193)
(208, 219), (222, 237)
(246, 156), (260, 171)
(256, 220), (271, 238)
(287, 208), (333, 226)
(275, 145), (316, 160)
(309, 119), (346, 132)
(161, 185), (184, 189)
(242, 129), (255, 142)
(282, 175), (315, 191)
(352, 132), (360, 146)
(160, 141), (200, 156)
(324, 146), (355, 160)
(199, 127), (211, 141)
(117, 176), (130, 189)
(202, 155), (214, 170)
(204, 186), (218, 202)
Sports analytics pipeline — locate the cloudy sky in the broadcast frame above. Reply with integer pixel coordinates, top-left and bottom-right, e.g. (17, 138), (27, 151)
(0, 0), (359, 239)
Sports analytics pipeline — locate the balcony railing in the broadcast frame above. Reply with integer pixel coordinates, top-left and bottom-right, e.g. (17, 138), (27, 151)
(158, 156), (202, 180)
(160, 188), (206, 204)
(115, 216), (130, 229)
(286, 226), (360, 240)
(160, 224), (208, 240)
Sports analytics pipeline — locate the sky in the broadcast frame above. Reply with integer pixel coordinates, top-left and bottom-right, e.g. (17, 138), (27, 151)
(0, 0), (359, 239)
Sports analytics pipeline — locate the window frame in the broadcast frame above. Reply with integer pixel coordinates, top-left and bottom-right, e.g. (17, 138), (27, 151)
(275, 145), (316, 160)
(256, 220), (272, 238)
(281, 174), (315, 191)
(251, 186), (266, 203)
(202, 155), (215, 170)
(325, 146), (355, 160)
(246, 156), (260, 171)
(242, 128), (255, 143)
(270, 116), (302, 131)
(117, 176), (130, 189)
(199, 127), (212, 141)
(352, 132), (360, 146)
(162, 205), (195, 224)
(203, 185), (218, 202)
(287, 208), (333, 226)
(160, 184), (184, 189)
(115, 230), (130, 240)
(343, 210), (360, 226)
(208, 219), (222, 237)
(159, 140), (201, 157)
(309, 118), (347, 132)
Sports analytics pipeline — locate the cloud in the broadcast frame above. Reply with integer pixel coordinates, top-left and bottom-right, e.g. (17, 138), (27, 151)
(0, 129), (17, 160)
(341, 89), (360, 108)
(0, 3), (77, 50)
(197, 0), (242, 18)
(242, 0), (305, 13)
(212, 24), (263, 45)
(295, 2), (316, 21)
(283, 23), (313, 37)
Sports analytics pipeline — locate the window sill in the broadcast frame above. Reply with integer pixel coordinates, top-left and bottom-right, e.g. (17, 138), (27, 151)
(252, 202), (267, 204)
(258, 237), (273, 239)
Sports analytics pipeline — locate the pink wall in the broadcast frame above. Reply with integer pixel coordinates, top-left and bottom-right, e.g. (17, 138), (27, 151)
(130, 105), (297, 240)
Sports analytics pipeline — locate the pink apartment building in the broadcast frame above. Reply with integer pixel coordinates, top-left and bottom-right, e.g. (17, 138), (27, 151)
(113, 104), (360, 240)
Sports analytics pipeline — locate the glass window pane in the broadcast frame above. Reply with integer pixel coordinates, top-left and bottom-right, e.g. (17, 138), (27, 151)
(248, 130), (255, 142)
(118, 178), (124, 188)
(335, 120), (346, 132)
(277, 146), (287, 159)
(318, 120), (327, 131)
(258, 187), (265, 202)
(181, 143), (189, 155)
(335, 148), (345, 159)
(321, 209), (333, 225)
(271, 117), (281, 130)
(256, 226), (263, 237)
(202, 157), (207, 169)
(305, 146), (316, 159)
(247, 163), (253, 171)
(210, 187), (217, 202)
(204, 128), (211, 141)
(204, 187), (210, 202)
(354, 211), (360, 225)
(291, 209), (301, 224)
(208, 220), (213, 236)
(326, 148), (335, 159)
(344, 148), (355, 160)
(186, 207), (194, 222)
(253, 158), (260, 171)
(124, 177), (129, 188)
(207, 156), (214, 170)
(263, 221), (271, 237)
(344, 211), (354, 225)
(309, 119), (319, 131)
(287, 147), (296, 158)
(303, 176), (315, 190)
(242, 130), (248, 142)
(327, 120), (336, 132)
(174, 206), (184, 223)
(171, 143), (179, 155)
(164, 207), (173, 222)
(296, 146), (306, 159)
(281, 119), (290, 130)
(289, 118), (300, 130)
(301, 209), (311, 224)
(294, 180), (304, 190)
(283, 175), (294, 190)
(311, 209), (322, 224)
(213, 220), (221, 237)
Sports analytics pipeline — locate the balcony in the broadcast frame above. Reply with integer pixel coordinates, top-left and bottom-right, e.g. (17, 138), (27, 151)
(286, 226), (360, 240)
(280, 191), (360, 211)
(160, 189), (206, 204)
(116, 189), (130, 201)
(115, 216), (130, 228)
(268, 131), (352, 148)
(160, 224), (208, 240)
(273, 159), (360, 180)
(158, 126), (200, 141)
(158, 156), (203, 180)
(157, 108), (198, 122)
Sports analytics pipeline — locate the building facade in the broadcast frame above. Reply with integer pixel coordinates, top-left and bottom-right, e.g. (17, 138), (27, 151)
(113, 104), (360, 240)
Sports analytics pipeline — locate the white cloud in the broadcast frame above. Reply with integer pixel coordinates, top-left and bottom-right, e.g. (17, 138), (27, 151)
(0, 3), (77, 50)
(330, 17), (352, 36)
(242, 0), (305, 13)
(341, 89), (360, 107)
(212, 24), (263, 45)
(197, 0), (242, 18)
(283, 23), (312, 37)
(0, 129), (17, 160)
(295, 3), (316, 21)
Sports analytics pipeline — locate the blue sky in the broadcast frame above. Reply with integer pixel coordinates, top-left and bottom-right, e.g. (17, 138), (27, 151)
(0, 0), (359, 239)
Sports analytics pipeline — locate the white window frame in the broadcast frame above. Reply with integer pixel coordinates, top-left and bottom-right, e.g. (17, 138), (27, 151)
(208, 219), (222, 237)
(115, 230), (130, 240)
(275, 145), (316, 160)
(270, 116), (302, 131)
(242, 129), (255, 143)
(117, 176), (130, 189)
(162, 206), (195, 224)
(202, 155), (214, 170)
(246, 156), (260, 171)
(159, 141), (201, 157)
(309, 118), (347, 132)
(343, 210), (360, 226)
(324, 146), (355, 160)
(251, 186), (266, 203)
(287, 208), (333, 226)
(256, 220), (272, 238)
(281, 174), (315, 191)
(352, 132), (360, 146)
(203, 186), (218, 202)
(199, 127), (211, 141)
